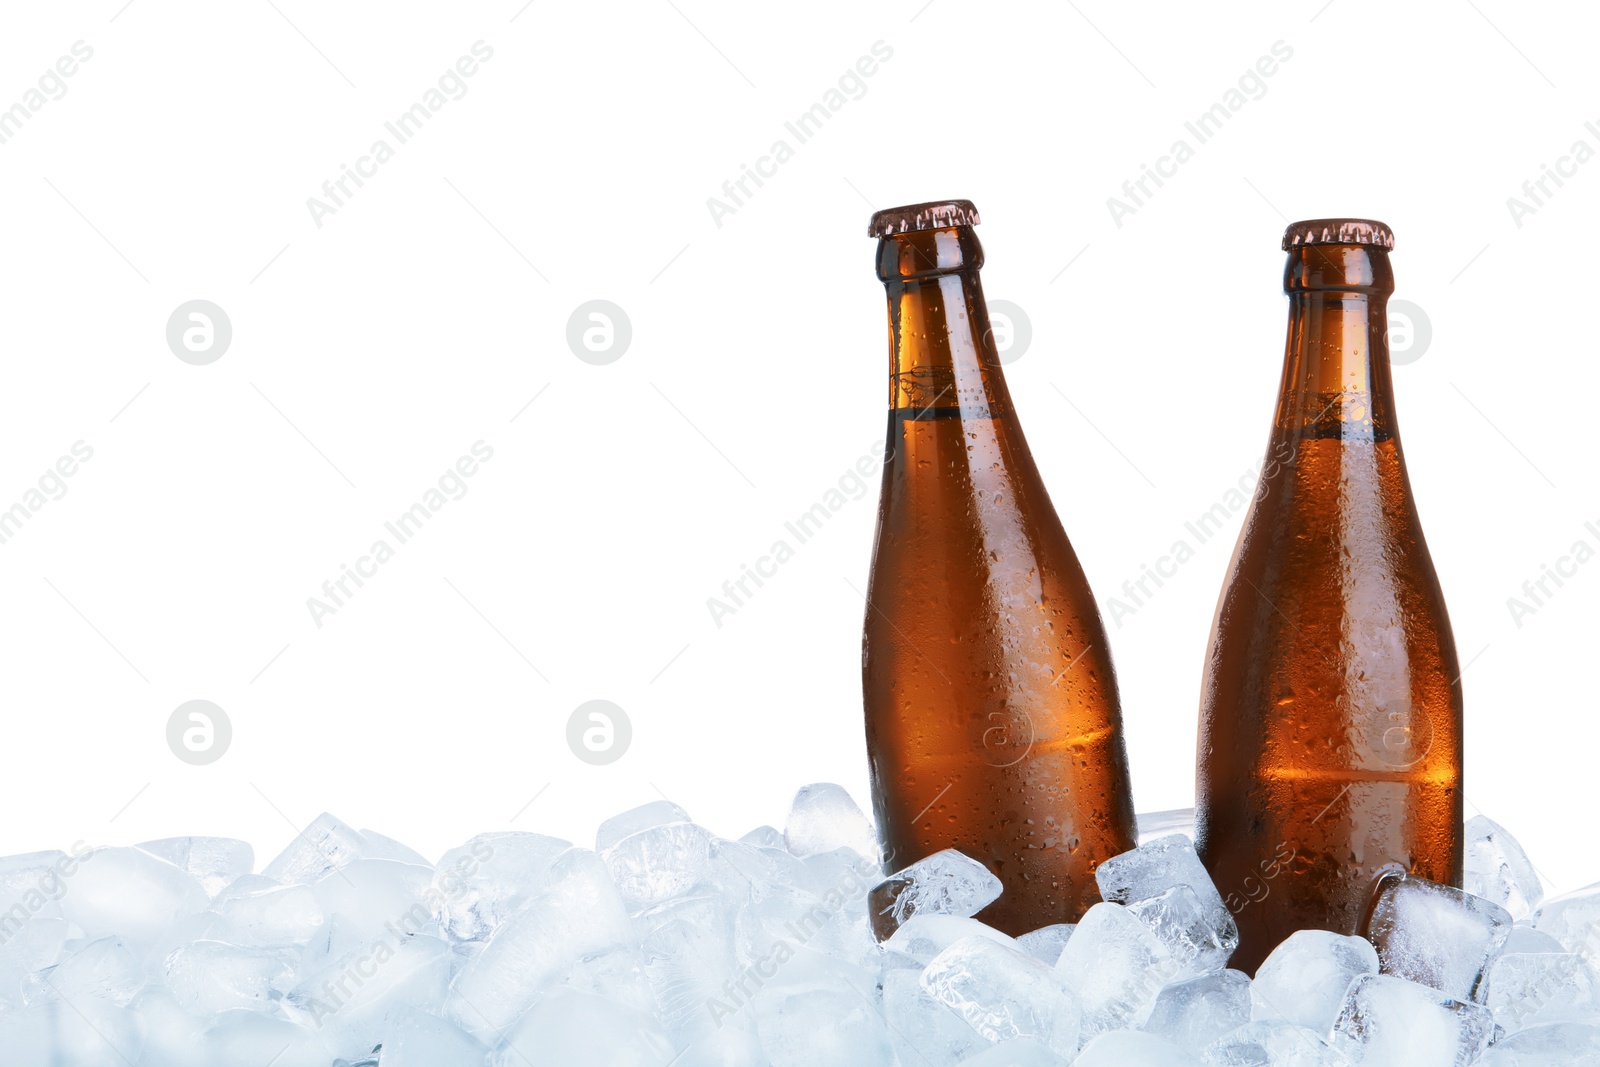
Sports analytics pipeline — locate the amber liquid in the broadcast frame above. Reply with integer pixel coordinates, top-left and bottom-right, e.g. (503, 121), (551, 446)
(1197, 283), (1464, 973)
(863, 231), (1136, 934)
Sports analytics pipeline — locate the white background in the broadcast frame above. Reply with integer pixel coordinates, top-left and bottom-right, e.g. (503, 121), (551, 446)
(0, 1), (1593, 896)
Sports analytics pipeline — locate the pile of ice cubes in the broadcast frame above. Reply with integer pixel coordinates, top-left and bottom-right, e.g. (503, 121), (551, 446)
(0, 784), (1594, 1066)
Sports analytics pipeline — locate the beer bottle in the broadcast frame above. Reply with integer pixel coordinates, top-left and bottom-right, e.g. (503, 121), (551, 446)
(861, 200), (1137, 935)
(1195, 219), (1463, 973)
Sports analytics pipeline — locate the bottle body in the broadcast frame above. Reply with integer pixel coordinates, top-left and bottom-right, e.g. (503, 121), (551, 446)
(1195, 222), (1463, 973)
(862, 205), (1137, 934)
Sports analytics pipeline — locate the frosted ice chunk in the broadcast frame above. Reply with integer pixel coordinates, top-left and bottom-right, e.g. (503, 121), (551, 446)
(1465, 815), (1545, 919)
(868, 848), (1002, 940)
(754, 987), (895, 1067)
(784, 783), (879, 862)
(1203, 1018), (1345, 1066)
(165, 940), (294, 1015)
(1015, 923), (1074, 966)
(1533, 883), (1600, 958)
(211, 878), (324, 947)
(922, 934), (1081, 1056)
(1128, 884), (1238, 978)
(1364, 874), (1512, 1002)
(0, 850), (72, 921)
(434, 831), (569, 942)
(1251, 929), (1380, 1033)
(601, 819), (716, 910)
(884, 913), (1017, 967)
(1137, 807), (1197, 845)
(0, 915), (67, 1008)
(955, 1040), (1071, 1066)
(1476, 1021), (1600, 1065)
(378, 1006), (490, 1066)
(596, 800), (693, 852)
(1076, 1030), (1204, 1066)
(1095, 834), (1236, 950)
(1053, 901), (1177, 1036)
(1484, 952), (1600, 1033)
(445, 848), (634, 1040)
(262, 812), (367, 885)
(881, 966), (987, 1067)
(61, 846), (209, 950)
(138, 837), (254, 898)
(1330, 972), (1495, 1066)
(1145, 969), (1251, 1052)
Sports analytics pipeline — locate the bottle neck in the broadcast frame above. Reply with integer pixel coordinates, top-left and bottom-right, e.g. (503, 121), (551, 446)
(878, 227), (1013, 419)
(1274, 244), (1397, 443)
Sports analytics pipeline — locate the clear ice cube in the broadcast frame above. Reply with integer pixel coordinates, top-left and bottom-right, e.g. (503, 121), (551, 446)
(868, 848), (1003, 941)
(1095, 834), (1236, 952)
(1075, 1029), (1204, 1066)
(1330, 972), (1495, 1066)
(1015, 924), (1074, 967)
(1464, 815), (1545, 920)
(1128, 884), (1238, 978)
(1363, 874), (1512, 1002)
(262, 813), (367, 886)
(137, 837), (254, 898)
(1053, 901), (1177, 1037)
(784, 783), (879, 862)
(922, 934), (1081, 1056)
(1251, 929), (1379, 1033)
(1144, 969), (1251, 1053)
(1483, 952), (1600, 1033)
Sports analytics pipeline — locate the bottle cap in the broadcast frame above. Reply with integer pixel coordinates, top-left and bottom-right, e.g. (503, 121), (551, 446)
(868, 200), (981, 237)
(1282, 218), (1394, 251)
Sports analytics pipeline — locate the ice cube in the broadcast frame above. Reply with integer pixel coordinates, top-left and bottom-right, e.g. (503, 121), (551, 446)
(1053, 901), (1177, 1037)
(434, 831), (570, 942)
(1506, 924), (1568, 955)
(445, 848), (634, 1040)
(784, 783), (879, 862)
(1484, 952), (1600, 1033)
(377, 1006), (490, 1066)
(165, 940), (295, 1015)
(885, 914), (1018, 967)
(211, 878), (324, 948)
(0, 850), (72, 921)
(868, 849), (1003, 941)
(740, 825), (785, 849)
(1203, 1018), (1345, 1066)
(311, 858), (438, 941)
(262, 812), (366, 886)
(0, 916), (67, 1008)
(954, 1039), (1071, 1066)
(356, 830), (431, 868)
(1095, 834), (1235, 950)
(1137, 808), (1197, 845)
(1075, 1030), (1204, 1066)
(1251, 929), (1380, 1033)
(634, 891), (737, 1037)
(204, 1009), (332, 1067)
(1533, 883), (1600, 959)
(60, 847), (209, 952)
(287, 933), (450, 1054)
(754, 987), (895, 1067)
(1127, 884), (1238, 978)
(1464, 815), (1545, 920)
(1363, 874), (1512, 1002)
(596, 800), (693, 852)
(491, 988), (676, 1067)
(1475, 1021), (1600, 1065)
(31, 934), (143, 1006)
(129, 987), (210, 1067)
(922, 934), (1081, 1056)
(1015, 924), (1074, 967)
(137, 837), (254, 898)
(1330, 972), (1495, 1066)
(0, 998), (145, 1066)
(602, 819), (716, 910)
(1144, 969), (1251, 1052)
(881, 966), (987, 1067)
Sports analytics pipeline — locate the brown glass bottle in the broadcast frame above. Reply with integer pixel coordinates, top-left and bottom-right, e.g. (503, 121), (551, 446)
(1195, 219), (1463, 974)
(860, 200), (1137, 935)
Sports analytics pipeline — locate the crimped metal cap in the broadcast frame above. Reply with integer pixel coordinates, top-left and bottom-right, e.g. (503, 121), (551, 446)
(1282, 218), (1395, 251)
(868, 199), (980, 237)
